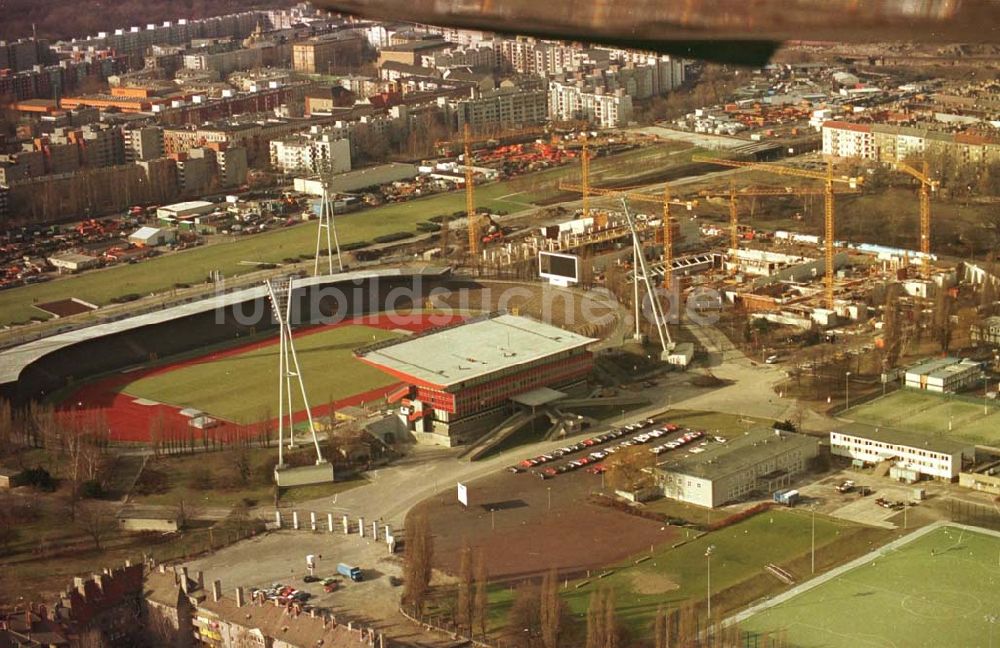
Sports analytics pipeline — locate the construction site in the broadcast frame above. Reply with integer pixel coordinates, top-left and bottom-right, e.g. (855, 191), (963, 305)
(423, 124), (971, 361)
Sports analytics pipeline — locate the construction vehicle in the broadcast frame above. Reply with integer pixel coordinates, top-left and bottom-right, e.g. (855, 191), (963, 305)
(693, 155), (863, 309)
(480, 213), (509, 245)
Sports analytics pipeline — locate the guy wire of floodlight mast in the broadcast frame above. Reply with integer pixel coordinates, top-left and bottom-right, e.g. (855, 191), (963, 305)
(621, 197), (674, 353)
(265, 277), (325, 466)
(315, 171), (344, 276)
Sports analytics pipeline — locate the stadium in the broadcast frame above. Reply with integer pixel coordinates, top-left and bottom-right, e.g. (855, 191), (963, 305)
(0, 267), (617, 447)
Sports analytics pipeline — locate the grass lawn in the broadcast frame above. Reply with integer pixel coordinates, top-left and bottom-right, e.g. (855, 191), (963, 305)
(485, 509), (867, 634)
(846, 389), (1000, 446)
(129, 446), (368, 508)
(661, 410), (771, 438)
(741, 525), (1000, 648)
(121, 324), (402, 423)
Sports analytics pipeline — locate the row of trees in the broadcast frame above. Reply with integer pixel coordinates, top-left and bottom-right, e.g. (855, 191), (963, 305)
(399, 507), (795, 647)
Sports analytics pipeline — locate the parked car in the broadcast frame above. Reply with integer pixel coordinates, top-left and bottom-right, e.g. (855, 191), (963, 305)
(836, 480), (855, 493)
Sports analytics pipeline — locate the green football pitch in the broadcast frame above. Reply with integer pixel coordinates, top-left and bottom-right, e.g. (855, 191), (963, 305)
(121, 324), (402, 423)
(497, 510), (865, 633)
(846, 389), (1000, 446)
(741, 525), (1000, 648)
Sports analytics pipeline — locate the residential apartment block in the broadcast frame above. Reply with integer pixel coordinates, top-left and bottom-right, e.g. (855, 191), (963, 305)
(822, 120), (1000, 164)
(549, 81), (633, 128)
(445, 87), (549, 131)
(971, 315), (1000, 348)
(123, 125), (164, 162)
(292, 34), (365, 74)
(269, 130), (351, 175)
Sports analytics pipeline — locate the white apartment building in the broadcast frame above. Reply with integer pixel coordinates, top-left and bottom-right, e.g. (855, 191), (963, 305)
(822, 121), (876, 160)
(830, 424), (971, 480)
(269, 131), (351, 175)
(445, 87), (548, 131)
(498, 39), (601, 77)
(427, 43), (497, 70)
(548, 81), (632, 128)
(822, 121), (1000, 165)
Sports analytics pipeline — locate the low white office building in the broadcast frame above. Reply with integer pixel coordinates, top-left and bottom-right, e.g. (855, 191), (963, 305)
(830, 423), (972, 480)
(656, 427), (820, 508)
(903, 357), (982, 393)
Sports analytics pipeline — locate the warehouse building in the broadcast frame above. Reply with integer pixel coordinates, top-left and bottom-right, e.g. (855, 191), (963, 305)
(156, 200), (215, 222)
(356, 313), (594, 445)
(656, 427), (820, 508)
(830, 423), (972, 480)
(48, 252), (100, 273)
(903, 357), (982, 393)
(129, 226), (176, 247)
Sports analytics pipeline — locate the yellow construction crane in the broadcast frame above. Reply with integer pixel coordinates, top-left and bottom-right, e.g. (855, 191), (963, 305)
(698, 184), (860, 252)
(692, 155), (863, 309)
(557, 182), (696, 288)
(894, 160), (939, 277)
(435, 125), (547, 257)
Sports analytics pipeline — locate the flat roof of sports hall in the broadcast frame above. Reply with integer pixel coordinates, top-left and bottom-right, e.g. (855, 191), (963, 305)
(356, 313), (595, 389)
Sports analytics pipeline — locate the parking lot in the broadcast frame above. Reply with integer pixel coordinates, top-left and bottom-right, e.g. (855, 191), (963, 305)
(795, 469), (950, 528)
(509, 417), (717, 481)
(184, 528), (434, 643)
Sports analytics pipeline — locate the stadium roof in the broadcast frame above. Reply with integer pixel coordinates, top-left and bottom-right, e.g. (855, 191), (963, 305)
(0, 267), (449, 387)
(357, 314), (595, 389)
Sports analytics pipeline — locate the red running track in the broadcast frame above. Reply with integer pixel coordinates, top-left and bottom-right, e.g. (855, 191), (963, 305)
(58, 313), (464, 444)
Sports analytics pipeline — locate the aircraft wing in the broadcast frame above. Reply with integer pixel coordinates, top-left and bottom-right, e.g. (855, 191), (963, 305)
(312, 0), (1000, 65)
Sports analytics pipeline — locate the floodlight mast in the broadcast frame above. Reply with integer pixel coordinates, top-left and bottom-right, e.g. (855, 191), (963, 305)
(266, 277), (325, 467)
(314, 169), (344, 276)
(620, 198), (674, 356)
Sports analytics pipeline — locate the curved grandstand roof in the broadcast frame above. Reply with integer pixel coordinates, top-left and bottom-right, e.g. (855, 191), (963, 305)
(0, 266), (448, 388)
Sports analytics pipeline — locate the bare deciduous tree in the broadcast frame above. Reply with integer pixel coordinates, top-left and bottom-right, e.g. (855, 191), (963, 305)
(606, 443), (654, 493)
(403, 509), (434, 615)
(539, 568), (562, 648)
(507, 582), (541, 647)
(473, 549), (488, 639)
(76, 503), (115, 552)
(456, 540), (474, 632)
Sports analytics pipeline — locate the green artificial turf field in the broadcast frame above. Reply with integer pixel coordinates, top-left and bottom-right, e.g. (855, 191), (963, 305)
(846, 389), (1000, 446)
(121, 324), (402, 423)
(741, 525), (1000, 648)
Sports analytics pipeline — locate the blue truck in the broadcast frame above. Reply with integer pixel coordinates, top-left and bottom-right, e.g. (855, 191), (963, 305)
(337, 563), (363, 582)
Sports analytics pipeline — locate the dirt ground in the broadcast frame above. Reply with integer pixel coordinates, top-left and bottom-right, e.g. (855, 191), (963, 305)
(414, 463), (678, 583)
